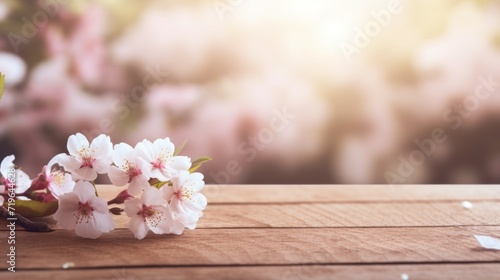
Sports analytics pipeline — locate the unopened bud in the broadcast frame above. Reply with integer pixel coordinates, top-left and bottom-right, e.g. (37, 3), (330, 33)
(109, 207), (124, 215)
(28, 170), (50, 192)
(107, 189), (133, 205)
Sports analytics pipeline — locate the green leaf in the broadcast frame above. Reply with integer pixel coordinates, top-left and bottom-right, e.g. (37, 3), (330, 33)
(3, 200), (59, 218)
(0, 72), (4, 103)
(149, 178), (169, 189)
(156, 181), (168, 189)
(148, 178), (161, 186)
(174, 139), (188, 156)
(189, 156), (212, 173)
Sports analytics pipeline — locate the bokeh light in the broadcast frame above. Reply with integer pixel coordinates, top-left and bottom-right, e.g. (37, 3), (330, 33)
(0, 0), (499, 184)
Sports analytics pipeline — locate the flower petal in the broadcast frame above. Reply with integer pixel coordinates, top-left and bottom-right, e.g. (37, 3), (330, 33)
(475, 235), (500, 250)
(143, 186), (166, 206)
(72, 166), (98, 181)
(170, 198), (201, 229)
(129, 215), (149, 240)
(93, 159), (111, 174)
(73, 181), (96, 202)
(49, 172), (76, 198)
(171, 156), (192, 172)
(91, 134), (113, 161)
(89, 196), (111, 214)
(0, 155), (15, 178)
(184, 173), (205, 192)
(170, 198), (188, 216)
(170, 220), (185, 235)
(151, 168), (169, 181)
(153, 138), (174, 157)
(128, 174), (148, 196)
(108, 166), (129, 186)
(14, 170), (32, 194)
(147, 206), (173, 235)
(124, 198), (142, 217)
(135, 140), (155, 163)
(93, 211), (115, 233)
(190, 193), (207, 212)
(113, 143), (134, 167)
(162, 185), (175, 201)
(75, 216), (102, 239)
(136, 157), (152, 178)
(172, 170), (190, 189)
(57, 154), (82, 173)
(53, 192), (80, 230)
(67, 133), (90, 156)
(174, 210), (199, 230)
(47, 153), (66, 172)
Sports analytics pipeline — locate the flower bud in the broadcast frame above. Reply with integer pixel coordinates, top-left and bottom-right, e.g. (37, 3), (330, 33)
(107, 189), (133, 205)
(109, 207), (124, 215)
(28, 168), (50, 192)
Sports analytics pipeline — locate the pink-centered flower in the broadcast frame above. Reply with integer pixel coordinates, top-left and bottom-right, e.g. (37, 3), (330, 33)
(136, 138), (191, 182)
(125, 186), (177, 240)
(44, 155), (75, 198)
(57, 133), (113, 181)
(0, 155), (32, 194)
(53, 181), (115, 239)
(163, 171), (207, 230)
(108, 143), (151, 196)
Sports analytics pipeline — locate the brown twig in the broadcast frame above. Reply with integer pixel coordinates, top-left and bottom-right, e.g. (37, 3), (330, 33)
(0, 206), (53, 232)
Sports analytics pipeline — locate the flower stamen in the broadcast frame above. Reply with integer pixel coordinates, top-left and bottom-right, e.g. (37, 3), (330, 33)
(75, 202), (94, 224)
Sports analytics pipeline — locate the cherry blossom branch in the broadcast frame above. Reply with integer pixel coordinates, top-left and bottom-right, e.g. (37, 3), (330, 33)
(1, 134), (211, 239)
(0, 206), (53, 232)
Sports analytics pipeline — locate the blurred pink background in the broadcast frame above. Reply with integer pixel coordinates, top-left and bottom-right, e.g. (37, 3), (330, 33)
(0, 0), (500, 184)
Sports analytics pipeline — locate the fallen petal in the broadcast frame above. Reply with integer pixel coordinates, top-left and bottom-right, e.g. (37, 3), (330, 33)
(461, 201), (473, 209)
(474, 235), (500, 250)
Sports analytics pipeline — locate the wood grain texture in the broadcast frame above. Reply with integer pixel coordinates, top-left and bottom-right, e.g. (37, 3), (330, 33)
(1, 226), (499, 270)
(200, 185), (500, 203)
(2, 185), (500, 279)
(199, 201), (500, 228)
(3, 264), (500, 280)
(10, 184), (495, 207)
(96, 184), (500, 204)
(3, 201), (500, 231)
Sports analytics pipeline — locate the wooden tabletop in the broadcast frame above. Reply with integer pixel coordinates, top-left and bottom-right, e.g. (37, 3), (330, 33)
(2, 184), (500, 279)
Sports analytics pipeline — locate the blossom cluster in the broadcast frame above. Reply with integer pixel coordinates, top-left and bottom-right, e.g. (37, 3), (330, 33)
(0, 133), (209, 239)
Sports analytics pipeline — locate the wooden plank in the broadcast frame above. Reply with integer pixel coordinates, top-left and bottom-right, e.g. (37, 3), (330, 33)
(97, 184), (500, 204)
(199, 201), (500, 228)
(4, 185), (498, 231)
(1, 226), (500, 269)
(4, 201), (500, 230)
(3, 264), (500, 280)
(203, 184), (500, 203)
